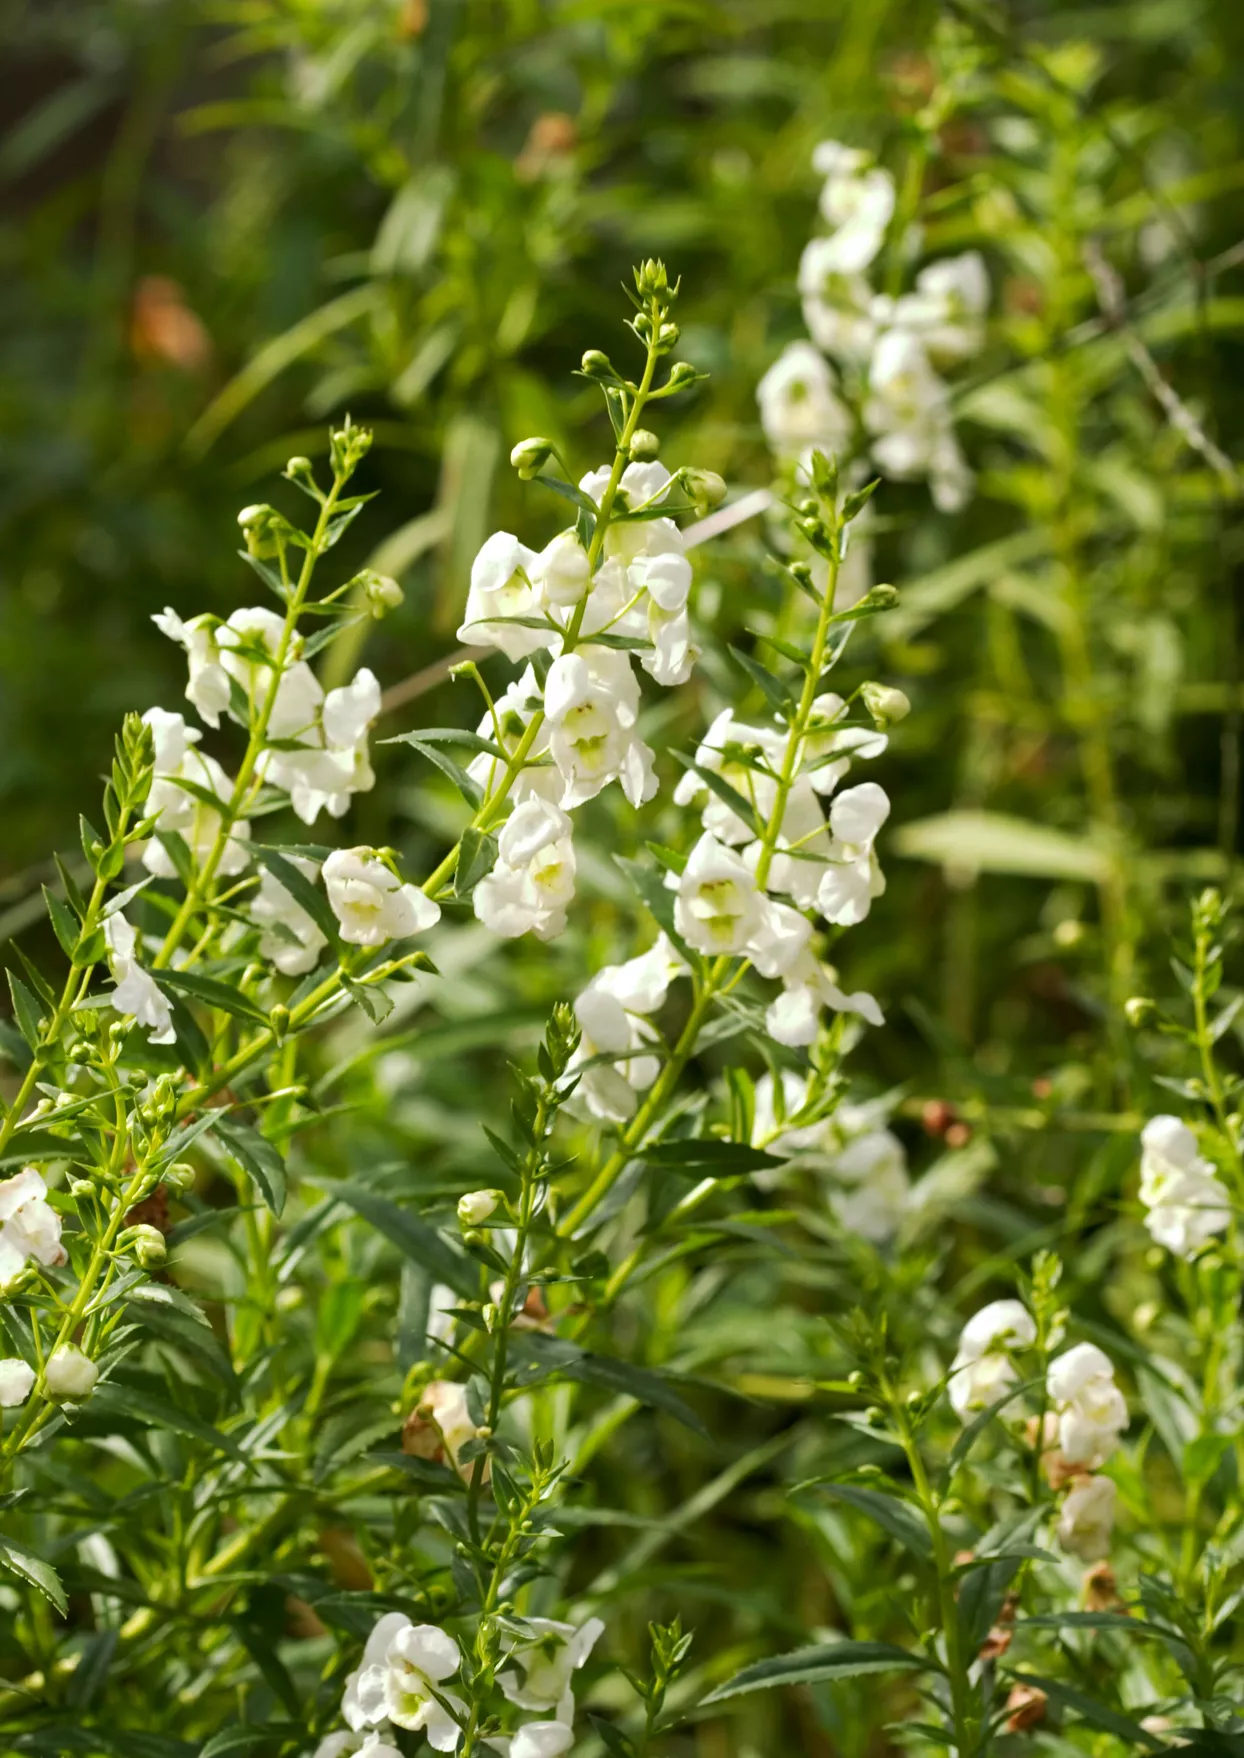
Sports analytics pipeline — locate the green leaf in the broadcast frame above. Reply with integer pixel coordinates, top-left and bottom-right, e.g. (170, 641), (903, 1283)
(6, 971), (44, 1051)
(383, 727), (503, 759)
(90, 1384), (244, 1461)
(213, 1116), (288, 1215)
(729, 643), (795, 715)
(676, 754), (764, 839)
(513, 1333), (708, 1436)
(42, 886), (79, 961)
(702, 1639), (929, 1704)
(1003, 1672), (1165, 1749)
(821, 1483), (934, 1558)
(400, 737), (484, 806)
(341, 973), (395, 1024)
(244, 844), (340, 948)
(455, 827), (499, 899)
(65, 1628), (118, 1708)
(0, 1535), (67, 1614)
(0, 1126), (84, 1167)
(156, 968), (268, 1026)
(333, 1180), (477, 1298)
(616, 855), (686, 952)
(892, 810), (1112, 883)
(641, 1139), (783, 1176)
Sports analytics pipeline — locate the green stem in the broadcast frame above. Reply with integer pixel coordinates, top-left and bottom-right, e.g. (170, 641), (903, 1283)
(899, 1410), (976, 1757)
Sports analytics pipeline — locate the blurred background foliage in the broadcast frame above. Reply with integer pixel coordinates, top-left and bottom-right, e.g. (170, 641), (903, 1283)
(4, 0), (1244, 1750)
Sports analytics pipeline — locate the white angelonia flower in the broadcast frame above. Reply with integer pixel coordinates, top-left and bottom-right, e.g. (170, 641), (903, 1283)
(152, 607), (231, 727)
(0, 1168), (66, 1287)
(765, 950), (884, 1046)
(466, 667), (550, 799)
(0, 1358), (35, 1406)
(816, 782), (890, 926)
(215, 608), (324, 741)
(573, 470), (699, 686)
(948, 1299), (1037, 1421)
(44, 1345), (98, 1401)
(141, 707), (251, 880)
(102, 912), (175, 1045)
(674, 710), (784, 845)
(530, 531), (593, 611)
(312, 1735), (402, 1758)
(1047, 1343), (1128, 1468)
(543, 649), (656, 809)
(1139, 1115), (1230, 1258)
(499, 1616), (605, 1722)
(813, 141), (896, 270)
(757, 342), (852, 460)
(864, 328), (971, 513)
(569, 935), (688, 1122)
(826, 1127), (910, 1242)
(458, 532), (547, 661)
(674, 833), (768, 955)
(578, 459), (673, 515)
(261, 667), (381, 825)
(798, 237), (878, 359)
(345, 1613), (463, 1751)
(1056, 1475), (1117, 1561)
(489, 1723), (575, 1758)
(474, 797), (576, 941)
(890, 252), (989, 365)
(745, 894), (814, 981)
(251, 856), (327, 976)
(322, 847), (440, 947)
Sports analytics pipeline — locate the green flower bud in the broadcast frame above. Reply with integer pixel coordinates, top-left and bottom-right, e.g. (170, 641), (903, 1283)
(131, 1224), (167, 1270)
(1124, 996), (1155, 1026)
(329, 415), (373, 478)
(457, 1189), (501, 1227)
(665, 361), (699, 391)
(580, 349), (616, 381)
(860, 682), (912, 728)
(269, 1003), (291, 1042)
(629, 429), (660, 460)
(509, 436), (555, 478)
(350, 569), (404, 618)
(633, 258), (671, 298)
(682, 468), (727, 512)
(165, 1161), (197, 1192)
(282, 455), (318, 491)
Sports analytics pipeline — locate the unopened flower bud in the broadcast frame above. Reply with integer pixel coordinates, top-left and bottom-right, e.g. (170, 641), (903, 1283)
(858, 582), (899, 610)
(352, 569), (404, 618)
(665, 361), (699, 391)
(282, 455), (318, 489)
(69, 1177), (96, 1199)
(682, 468), (727, 512)
(269, 1003), (291, 1042)
(482, 1303), (500, 1333)
(580, 349), (615, 380)
(633, 258), (670, 298)
(236, 503), (291, 560)
(861, 682), (911, 728)
(629, 429), (660, 460)
(44, 1345), (98, 1402)
(458, 1189), (501, 1227)
(329, 417), (373, 476)
(165, 1161), (196, 1192)
(1124, 996), (1154, 1026)
(510, 436), (555, 478)
(131, 1224), (167, 1270)
(656, 321), (680, 349)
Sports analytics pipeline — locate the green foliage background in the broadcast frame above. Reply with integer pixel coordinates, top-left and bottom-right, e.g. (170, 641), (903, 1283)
(3, 0), (1244, 1753)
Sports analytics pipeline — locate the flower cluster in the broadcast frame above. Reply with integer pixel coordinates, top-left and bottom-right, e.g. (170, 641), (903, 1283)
(750, 1074), (910, 1241)
(1138, 1114), (1231, 1257)
(949, 1301), (1128, 1561)
(758, 140), (987, 512)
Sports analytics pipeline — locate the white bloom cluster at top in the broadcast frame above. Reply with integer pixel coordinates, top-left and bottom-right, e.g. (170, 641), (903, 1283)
(758, 141), (988, 512)
(309, 1609), (603, 1758)
(949, 1301), (1128, 1562)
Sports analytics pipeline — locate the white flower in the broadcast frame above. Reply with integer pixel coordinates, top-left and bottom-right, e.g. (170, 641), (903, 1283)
(814, 142), (895, 270)
(251, 856), (328, 975)
(1047, 1343), (1128, 1468)
(1139, 1115), (1231, 1258)
(152, 607), (231, 726)
(579, 459), (673, 514)
(313, 1736), (403, 1758)
(816, 782), (890, 926)
(102, 911), (175, 1045)
(0, 1168), (66, 1287)
(751, 1071), (825, 1159)
(420, 1380), (483, 1474)
(799, 237), (878, 359)
(569, 935), (687, 1122)
(543, 649), (656, 809)
(890, 253), (989, 365)
(345, 1613), (463, 1751)
(490, 1723), (576, 1758)
(323, 847), (440, 947)
(765, 952), (884, 1046)
(44, 1345), (98, 1401)
(499, 1616), (605, 1722)
(864, 328), (971, 512)
(674, 710), (784, 846)
(674, 834), (768, 955)
(141, 708), (250, 880)
(1056, 1475), (1117, 1561)
(0, 1358), (35, 1406)
(216, 607), (321, 740)
(261, 668), (381, 825)
(457, 1189), (499, 1226)
(458, 532), (546, 661)
(827, 1127), (910, 1241)
(474, 798), (576, 941)
(530, 531), (593, 611)
(757, 342), (852, 460)
(948, 1299), (1037, 1421)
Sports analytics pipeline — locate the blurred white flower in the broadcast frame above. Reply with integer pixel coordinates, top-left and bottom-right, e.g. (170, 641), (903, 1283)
(799, 237), (878, 358)
(864, 329), (971, 513)
(499, 1616), (605, 1721)
(252, 855), (327, 975)
(530, 531), (593, 611)
(890, 252), (989, 365)
(1048, 1343), (1128, 1468)
(813, 142), (895, 270)
(569, 935), (687, 1121)
(0, 1358), (35, 1406)
(1056, 1474), (1116, 1561)
(323, 847), (440, 946)
(816, 781), (890, 925)
(344, 1613), (463, 1751)
(140, 708), (250, 880)
(474, 798), (576, 940)
(458, 531), (546, 661)
(152, 607), (231, 726)
(489, 1724), (575, 1758)
(757, 342), (851, 460)
(419, 1380), (484, 1476)
(261, 668), (381, 825)
(765, 952), (884, 1045)
(0, 1168), (66, 1287)
(44, 1344), (98, 1401)
(1139, 1115), (1231, 1258)
(103, 911), (175, 1045)
(948, 1299), (1036, 1421)
(827, 1127), (910, 1241)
